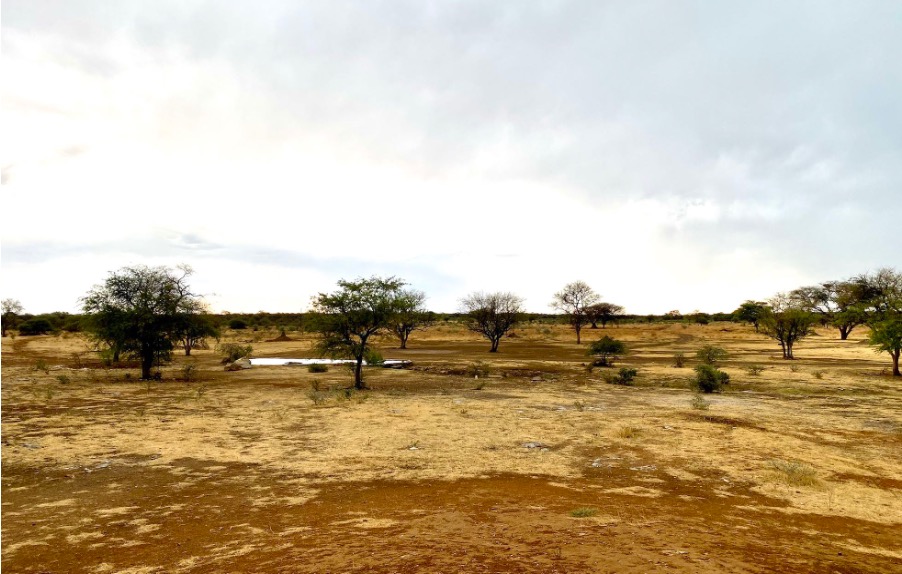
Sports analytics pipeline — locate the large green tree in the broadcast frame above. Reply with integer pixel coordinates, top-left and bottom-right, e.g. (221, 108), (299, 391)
(732, 300), (767, 332)
(309, 276), (407, 389)
(760, 294), (816, 360)
(857, 268), (902, 376)
(81, 265), (202, 379)
(585, 302), (624, 329)
(387, 289), (433, 349)
(790, 281), (868, 340)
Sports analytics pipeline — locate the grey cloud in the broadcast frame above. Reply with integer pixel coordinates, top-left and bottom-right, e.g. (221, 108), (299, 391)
(4, 1), (900, 283)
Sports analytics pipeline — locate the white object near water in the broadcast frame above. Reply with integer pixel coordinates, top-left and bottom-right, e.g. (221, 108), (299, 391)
(248, 358), (410, 367)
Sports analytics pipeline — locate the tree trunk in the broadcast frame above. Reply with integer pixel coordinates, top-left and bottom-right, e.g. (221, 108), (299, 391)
(893, 350), (900, 377)
(575, 325), (582, 344)
(141, 353), (154, 380)
(185, 343), (192, 356)
(839, 326), (851, 340)
(399, 331), (408, 349)
(113, 345), (121, 363)
(786, 343), (794, 360)
(354, 357), (365, 389)
(490, 337), (500, 352)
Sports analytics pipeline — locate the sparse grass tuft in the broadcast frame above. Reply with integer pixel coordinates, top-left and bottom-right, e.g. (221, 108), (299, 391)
(812, 370), (825, 380)
(768, 460), (820, 487)
(746, 364), (764, 376)
(690, 394), (711, 410)
(672, 352), (686, 368)
(616, 425), (642, 439)
(465, 361), (490, 378)
(34, 359), (50, 374)
(789, 364), (801, 373)
(570, 507), (598, 518)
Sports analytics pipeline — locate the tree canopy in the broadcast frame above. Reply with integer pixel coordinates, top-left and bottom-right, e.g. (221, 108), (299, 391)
(551, 281), (600, 344)
(81, 265), (202, 379)
(460, 292), (524, 352)
(308, 276), (408, 389)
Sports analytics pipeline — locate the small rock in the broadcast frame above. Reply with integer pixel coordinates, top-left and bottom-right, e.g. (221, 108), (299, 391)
(522, 441), (549, 449)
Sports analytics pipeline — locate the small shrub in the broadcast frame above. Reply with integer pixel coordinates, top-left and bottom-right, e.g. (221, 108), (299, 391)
(696, 345), (728, 365)
(588, 336), (626, 367)
(689, 393), (711, 410)
(180, 364), (197, 382)
(812, 370), (825, 380)
(308, 390), (330, 406)
(218, 343), (253, 364)
(768, 460), (820, 487)
(691, 364), (730, 393)
(465, 361), (491, 378)
(673, 353), (686, 368)
(308, 363), (329, 373)
(363, 348), (384, 366)
(573, 400), (586, 412)
(789, 364), (801, 373)
(746, 364), (764, 376)
(570, 507), (598, 518)
(34, 359), (50, 373)
(604, 367), (638, 385)
(310, 379), (323, 392)
(56, 375), (71, 385)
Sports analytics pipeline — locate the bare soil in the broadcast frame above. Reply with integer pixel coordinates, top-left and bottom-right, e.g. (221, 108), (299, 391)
(2, 322), (900, 573)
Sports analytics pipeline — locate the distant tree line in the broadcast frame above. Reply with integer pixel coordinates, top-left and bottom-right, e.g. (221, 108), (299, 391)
(4, 266), (899, 379)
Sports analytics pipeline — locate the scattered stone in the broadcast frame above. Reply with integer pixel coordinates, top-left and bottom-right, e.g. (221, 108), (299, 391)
(522, 441), (549, 449)
(22, 443), (41, 450)
(530, 377), (542, 383)
(630, 465), (657, 472)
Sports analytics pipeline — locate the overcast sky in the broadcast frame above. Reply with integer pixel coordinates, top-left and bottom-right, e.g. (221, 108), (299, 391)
(2, 1), (900, 314)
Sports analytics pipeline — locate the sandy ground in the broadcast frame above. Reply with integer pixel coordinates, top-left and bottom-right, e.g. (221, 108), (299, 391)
(2, 321), (900, 573)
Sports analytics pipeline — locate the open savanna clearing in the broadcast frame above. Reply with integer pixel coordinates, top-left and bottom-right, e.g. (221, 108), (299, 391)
(2, 322), (900, 573)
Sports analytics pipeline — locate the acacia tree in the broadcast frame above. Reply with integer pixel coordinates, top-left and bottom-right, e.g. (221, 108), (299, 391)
(387, 289), (433, 349)
(760, 294), (816, 360)
(790, 281), (868, 340)
(1, 298), (24, 337)
(551, 281), (600, 343)
(309, 276), (407, 389)
(586, 302), (624, 329)
(460, 291), (524, 352)
(858, 268), (902, 376)
(732, 301), (767, 332)
(81, 265), (202, 379)
(177, 309), (220, 356)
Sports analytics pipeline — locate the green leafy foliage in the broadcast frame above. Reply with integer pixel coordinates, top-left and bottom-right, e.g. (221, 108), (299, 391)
(691, 364), (730, 393)
(587, 336), (626, 367)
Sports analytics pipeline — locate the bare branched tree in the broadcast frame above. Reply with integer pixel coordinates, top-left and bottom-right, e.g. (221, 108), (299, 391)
(460, 291), (524, 352)
(551, 281), (600, 343)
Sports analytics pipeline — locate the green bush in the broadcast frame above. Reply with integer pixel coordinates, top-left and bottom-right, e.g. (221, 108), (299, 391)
(228, 318), (248, 330)
(363, 348), (384, 366)
(588, 336), (626, 367)
(604, 367), (638, 385)
(696, 345), (728, 365)
(218, 343), (253, 363)
(18, 318), (53, 336)
(308, 363), (329, 373)
(691, 364), (730, 393)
